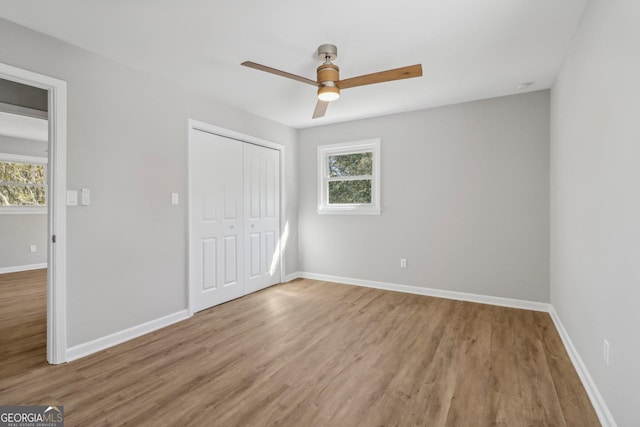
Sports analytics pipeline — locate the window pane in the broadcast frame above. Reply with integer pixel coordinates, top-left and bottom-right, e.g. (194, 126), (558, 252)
(0, 161), (46, 206)
(328, 152), (372, 177)
(0, 184), (46, 206)
(328, 180), (371, 204)
(0, 162), (45, 184)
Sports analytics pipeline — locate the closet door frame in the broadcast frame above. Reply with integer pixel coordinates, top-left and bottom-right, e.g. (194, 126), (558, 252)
(187, 119), (286, 315)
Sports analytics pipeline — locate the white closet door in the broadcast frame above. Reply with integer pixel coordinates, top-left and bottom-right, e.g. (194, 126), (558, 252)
(244, 143), (281, 294)
(189, 130), (244, 312)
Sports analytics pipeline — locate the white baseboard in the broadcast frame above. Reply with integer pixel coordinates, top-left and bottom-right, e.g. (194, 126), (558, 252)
(284, 271), (303, 282)
(66, 310), (190, 362)
(298, 271), (551, 312)
(549, 307), (617, 427)
(0, 263), (47, 274)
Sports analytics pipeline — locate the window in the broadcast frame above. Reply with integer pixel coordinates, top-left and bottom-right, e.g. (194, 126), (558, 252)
(317, 139), (380, 215)
(0, 153), (47, 214)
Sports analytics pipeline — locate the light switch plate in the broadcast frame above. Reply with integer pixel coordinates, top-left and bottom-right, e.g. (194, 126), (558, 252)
(171, 193), (179, 205)
(67, 190), (78, 206)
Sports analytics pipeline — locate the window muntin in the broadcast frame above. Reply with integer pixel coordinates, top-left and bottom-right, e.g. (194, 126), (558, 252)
(0, 154), (47, 213)
(317, 139), (380, 215)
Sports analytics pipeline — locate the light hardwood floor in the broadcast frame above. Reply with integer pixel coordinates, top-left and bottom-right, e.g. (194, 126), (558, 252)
(0, 276), (600, 426)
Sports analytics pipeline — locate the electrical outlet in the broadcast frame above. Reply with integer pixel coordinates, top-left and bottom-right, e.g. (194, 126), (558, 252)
(400, 258), (407, 268)
(603, 339), (610, 366)
(30, 245), (36, 253)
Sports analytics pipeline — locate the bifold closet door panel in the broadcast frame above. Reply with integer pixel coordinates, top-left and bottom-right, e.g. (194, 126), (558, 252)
(244, 143), (281, 294)
(189, 130), (244, 312)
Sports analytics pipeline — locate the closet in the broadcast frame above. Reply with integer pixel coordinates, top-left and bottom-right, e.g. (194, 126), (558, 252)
(188, 128), (280, 313)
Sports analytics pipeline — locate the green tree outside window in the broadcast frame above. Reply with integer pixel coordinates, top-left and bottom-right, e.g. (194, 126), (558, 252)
(0, 161), (47, 206)
(327, 152), (373, 204)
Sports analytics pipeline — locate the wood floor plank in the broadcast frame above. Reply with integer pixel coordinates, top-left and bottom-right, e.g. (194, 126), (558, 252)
(532, 311), (601, 427)
(443, 302), (494, 426)
(487, 306), (524, 427)
(0, 275), (601, 426)
(514, 310), (568, 426)
(0, 269), (48, 382)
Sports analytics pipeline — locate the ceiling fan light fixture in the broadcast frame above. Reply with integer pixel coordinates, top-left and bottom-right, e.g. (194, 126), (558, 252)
(318, 84), (340, 102)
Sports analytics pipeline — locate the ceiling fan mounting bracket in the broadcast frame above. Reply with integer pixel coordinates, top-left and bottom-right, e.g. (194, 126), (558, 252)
(317, 44), (338, 63)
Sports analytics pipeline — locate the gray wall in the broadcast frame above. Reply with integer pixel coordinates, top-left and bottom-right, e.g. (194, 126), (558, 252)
(0, 214), (47, 269)
(298, 91), (550, 302)
(0, 18), (298, 347)
(550, 0), (640, 425)
(0, 135), (48, 269)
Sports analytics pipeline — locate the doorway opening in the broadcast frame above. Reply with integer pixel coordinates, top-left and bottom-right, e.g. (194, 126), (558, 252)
(0, 77), (49, 377)
(0, 62), (67, 365)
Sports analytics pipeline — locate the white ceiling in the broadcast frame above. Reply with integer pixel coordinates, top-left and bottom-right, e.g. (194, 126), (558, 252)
(0, 0), (589, 129)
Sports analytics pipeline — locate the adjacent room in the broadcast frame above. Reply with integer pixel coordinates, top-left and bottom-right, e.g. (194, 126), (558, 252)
(0, 0), (638, 426)
(0, 78), (49, 380)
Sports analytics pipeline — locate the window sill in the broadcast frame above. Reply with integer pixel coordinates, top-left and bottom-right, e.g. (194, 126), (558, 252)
(317, 207), (381, 215)
(0, 207), (47, 215)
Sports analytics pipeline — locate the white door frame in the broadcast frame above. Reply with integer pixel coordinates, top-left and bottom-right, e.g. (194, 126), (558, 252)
(0, 62), (67, 364)
(187, 119), (285, 315)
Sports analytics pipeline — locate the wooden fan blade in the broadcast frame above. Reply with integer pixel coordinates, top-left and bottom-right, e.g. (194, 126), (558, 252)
(313, 100), (329, 119)
(337, 64), (422, 89)
(241, 61), (318, 86)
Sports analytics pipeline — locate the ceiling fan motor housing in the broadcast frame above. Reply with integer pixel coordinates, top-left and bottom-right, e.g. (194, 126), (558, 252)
(317, 63), (340, 100)
(317, 63), (339, 84)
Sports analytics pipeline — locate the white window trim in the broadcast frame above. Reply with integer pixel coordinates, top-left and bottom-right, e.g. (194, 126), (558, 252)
(317, 139), (381, 215)
(0, 152), (48, 214)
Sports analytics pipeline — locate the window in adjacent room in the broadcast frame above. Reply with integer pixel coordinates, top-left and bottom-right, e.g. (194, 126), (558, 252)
(0, 153), (47, 213)
(317, 139), (380, 215)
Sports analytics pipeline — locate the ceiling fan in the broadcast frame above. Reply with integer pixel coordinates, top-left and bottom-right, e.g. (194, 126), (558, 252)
(242, 44), (423, 119)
